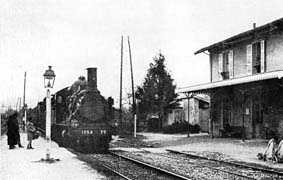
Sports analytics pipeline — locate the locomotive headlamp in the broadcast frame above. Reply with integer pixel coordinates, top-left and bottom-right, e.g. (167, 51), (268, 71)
(43, 66), (56, 88)
(70, 119), (79, 128)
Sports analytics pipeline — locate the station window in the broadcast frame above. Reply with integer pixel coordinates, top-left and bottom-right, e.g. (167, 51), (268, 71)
(221, 52), (229, 79)
(252, 42), (261, 74)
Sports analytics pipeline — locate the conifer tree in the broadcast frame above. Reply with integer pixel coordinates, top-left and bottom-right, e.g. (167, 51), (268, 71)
(136, 52), (179, 131)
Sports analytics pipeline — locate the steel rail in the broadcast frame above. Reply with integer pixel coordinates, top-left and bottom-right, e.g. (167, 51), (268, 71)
(110, 151), (191, 180)
(100, 163), (132, 180)
(66, 148), (131, 180)
(110, 147), (254, 179)
(167, 149), (283, 177)
(158, 151), (255, 180)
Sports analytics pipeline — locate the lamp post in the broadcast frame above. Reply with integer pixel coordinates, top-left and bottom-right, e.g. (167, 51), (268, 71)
(43, 66), (56, 162)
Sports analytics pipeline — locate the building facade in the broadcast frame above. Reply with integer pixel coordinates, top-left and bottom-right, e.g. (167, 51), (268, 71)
(166, 95), (210, 132)
(178, 18), (283, 139)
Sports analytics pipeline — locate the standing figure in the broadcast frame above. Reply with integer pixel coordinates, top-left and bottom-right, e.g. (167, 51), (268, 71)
(66, 76), (87, 123)
(22, 120), (26, 131)
(15, 116), (24, 148)
(6, 111), (23, 149)
(26, 118), (36, 149)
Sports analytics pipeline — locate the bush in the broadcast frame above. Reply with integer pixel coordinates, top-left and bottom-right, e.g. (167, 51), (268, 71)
(162, 122), (200, 134)
(190, 124), (201, 134)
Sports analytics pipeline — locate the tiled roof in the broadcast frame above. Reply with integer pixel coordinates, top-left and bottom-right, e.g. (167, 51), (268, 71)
(195, 17), (283, 55)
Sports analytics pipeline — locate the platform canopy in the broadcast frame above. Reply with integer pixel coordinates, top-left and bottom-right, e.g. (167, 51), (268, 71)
(177, 70), (283, 94)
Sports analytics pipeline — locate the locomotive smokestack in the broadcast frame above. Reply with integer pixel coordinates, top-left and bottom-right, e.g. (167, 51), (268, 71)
(87, 67), (98, 92)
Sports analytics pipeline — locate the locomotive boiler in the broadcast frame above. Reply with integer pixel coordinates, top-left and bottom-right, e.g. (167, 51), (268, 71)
(32, 68), (116, 153)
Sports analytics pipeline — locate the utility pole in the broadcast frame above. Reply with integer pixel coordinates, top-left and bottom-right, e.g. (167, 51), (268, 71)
(119, 36), (123, 132)
(19, 98), (21, 112)
(128, 36), (136, 138)
(23, 72), (27, 131)
(16, 98), (19, 111)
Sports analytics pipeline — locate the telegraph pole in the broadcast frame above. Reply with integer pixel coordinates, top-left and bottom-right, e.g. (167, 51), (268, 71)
(16, 98), (19, 111)
(128, 36), (136, 138)
(23, 72), (27, 131)
(19, 98), (21, 112)
(119, 36), (123, 132)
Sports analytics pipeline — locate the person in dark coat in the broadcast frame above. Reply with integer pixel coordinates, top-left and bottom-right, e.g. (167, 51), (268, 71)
(6, 111), (23, 149)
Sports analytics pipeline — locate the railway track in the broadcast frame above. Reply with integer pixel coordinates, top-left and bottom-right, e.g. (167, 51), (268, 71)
(166, 149), (283, 178)
(71, 140), (283, 179)
(160, 151), (256, 180)
(99, 163), (132, 180)
(109, 151), (191, 180)
(115, 148), (282, 180)
(66, 148), (129, 180)
(71, 148), (189, 180)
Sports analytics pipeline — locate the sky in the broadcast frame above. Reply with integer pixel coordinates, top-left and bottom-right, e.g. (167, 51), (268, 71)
(1, 0), (283, 109)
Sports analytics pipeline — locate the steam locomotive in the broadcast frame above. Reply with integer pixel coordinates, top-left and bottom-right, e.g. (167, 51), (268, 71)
(29, 68), (117, 153)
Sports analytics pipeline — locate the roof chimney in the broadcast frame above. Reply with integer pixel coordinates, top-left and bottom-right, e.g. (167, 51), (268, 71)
(253, 23), (256, 29)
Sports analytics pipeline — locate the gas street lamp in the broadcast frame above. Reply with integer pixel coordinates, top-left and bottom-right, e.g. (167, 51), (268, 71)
(44, 66), (56, 88)
(42, 66), (56, 162)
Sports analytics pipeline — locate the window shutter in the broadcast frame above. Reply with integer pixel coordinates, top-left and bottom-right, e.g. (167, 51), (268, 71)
(228, 50), (234, 78)
(260, 40), (265, 73)
(218, 53), (223, 80)
(246, 45), (252, 75)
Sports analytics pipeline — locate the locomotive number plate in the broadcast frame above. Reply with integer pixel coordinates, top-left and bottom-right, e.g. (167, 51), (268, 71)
(81, 130), (93, 135)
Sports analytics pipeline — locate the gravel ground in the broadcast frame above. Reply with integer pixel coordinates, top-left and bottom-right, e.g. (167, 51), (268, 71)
(116, 150), (281, 180)
(77, 154), (124, 180)
(76, 149), (180, 180)
(134, 132), (283, 170)
(91, 153), (180, 180)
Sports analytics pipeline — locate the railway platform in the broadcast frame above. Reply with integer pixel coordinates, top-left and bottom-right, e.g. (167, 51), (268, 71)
(0, 132), (106, 180)
(138, 132), (283, 171)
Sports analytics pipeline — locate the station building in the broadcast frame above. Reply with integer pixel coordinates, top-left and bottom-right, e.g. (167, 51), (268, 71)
(177, 18), (283, 140)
